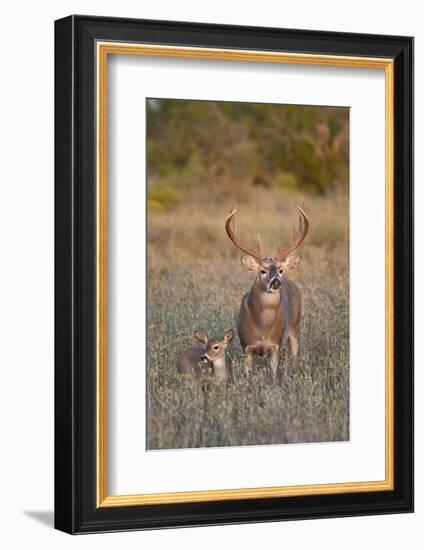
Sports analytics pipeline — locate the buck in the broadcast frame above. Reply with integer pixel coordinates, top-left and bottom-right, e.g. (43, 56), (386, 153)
(225, 206), (309, 379)
(177, 330), (234, 382)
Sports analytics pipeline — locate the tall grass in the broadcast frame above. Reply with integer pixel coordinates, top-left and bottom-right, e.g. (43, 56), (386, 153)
(146, 188), (349, 450)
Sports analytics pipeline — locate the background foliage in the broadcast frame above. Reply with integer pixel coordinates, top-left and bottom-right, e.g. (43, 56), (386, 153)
(147, 99), (349, 212)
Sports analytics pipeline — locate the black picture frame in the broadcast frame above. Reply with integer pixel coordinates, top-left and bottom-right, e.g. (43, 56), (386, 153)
(55, 14), (414, 534)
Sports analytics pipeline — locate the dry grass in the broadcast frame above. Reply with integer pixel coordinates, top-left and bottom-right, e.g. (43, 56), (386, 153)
(146, 187), (349, 450)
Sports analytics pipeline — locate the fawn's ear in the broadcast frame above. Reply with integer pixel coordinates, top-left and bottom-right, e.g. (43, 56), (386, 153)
(194, 330), (208, 344)
(223, 329), (234, 344)
(241, 254), (260, 272)
(282, 253), (300, 271)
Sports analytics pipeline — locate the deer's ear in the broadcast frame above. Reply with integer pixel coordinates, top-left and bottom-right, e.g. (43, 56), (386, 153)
(194, 330), (208, 344)
(282, 253), (300, 271)
(223, 329), (234, 344)
(241, 254), (260, 272)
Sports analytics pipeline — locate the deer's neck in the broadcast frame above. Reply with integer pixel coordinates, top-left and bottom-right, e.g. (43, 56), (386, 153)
(251, 281), (281, 306)
(243, 283), (281, 330)
(212, 356), (228, 381)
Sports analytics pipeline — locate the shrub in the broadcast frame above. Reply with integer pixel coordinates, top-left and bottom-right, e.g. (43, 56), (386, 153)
(147, 185), (180, 211)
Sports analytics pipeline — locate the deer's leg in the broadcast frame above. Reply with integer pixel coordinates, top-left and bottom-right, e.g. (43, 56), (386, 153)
(288, 330), (299, 366)
(288, 333), (299, 358)
(243, 347), (254, 374)
(288, 296), (301, 366)
(269, 345), (280, 381)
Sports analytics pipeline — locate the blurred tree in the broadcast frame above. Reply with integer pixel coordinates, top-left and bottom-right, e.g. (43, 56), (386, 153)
(147, 99), (349, 204)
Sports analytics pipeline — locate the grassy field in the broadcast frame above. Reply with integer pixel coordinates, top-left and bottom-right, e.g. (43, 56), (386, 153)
(146, 187), (349, 450)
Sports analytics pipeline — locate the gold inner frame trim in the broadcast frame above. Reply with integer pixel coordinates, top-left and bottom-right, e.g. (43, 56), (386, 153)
(96, 41), (395, 508)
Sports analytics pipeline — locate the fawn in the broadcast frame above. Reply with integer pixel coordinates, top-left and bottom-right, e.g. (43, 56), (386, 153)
(177, 330), (234, 382)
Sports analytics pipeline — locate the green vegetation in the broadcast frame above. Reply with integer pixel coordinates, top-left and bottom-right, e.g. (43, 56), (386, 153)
(147, 98), (349, 205)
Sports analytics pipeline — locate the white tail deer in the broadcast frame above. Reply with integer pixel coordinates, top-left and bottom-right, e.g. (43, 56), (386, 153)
(225, 206), (309, 379)
(177, 330), (234, 382)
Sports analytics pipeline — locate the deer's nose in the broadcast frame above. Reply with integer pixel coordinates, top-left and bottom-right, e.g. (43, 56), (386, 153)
(270, 277), (281, 289)
(200, 355), (209, 362)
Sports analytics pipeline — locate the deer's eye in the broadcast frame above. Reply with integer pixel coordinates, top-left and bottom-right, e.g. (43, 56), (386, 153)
(279, 269), (283, 274)
(213, 345), (219, 351)
(260, 269), (267, 275)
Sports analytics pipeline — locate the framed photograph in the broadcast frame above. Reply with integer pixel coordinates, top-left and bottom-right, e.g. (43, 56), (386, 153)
(54, 15), (413, 534)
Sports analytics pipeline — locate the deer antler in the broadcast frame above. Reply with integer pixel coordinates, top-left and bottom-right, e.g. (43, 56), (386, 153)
(225, 208), (265, 262)
(275, 206), (309, 261)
